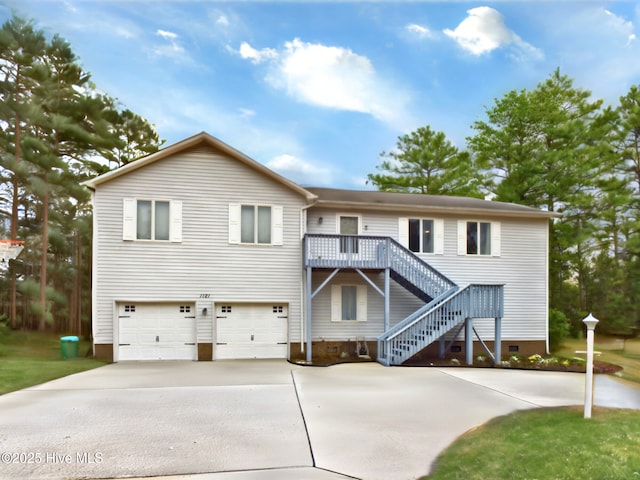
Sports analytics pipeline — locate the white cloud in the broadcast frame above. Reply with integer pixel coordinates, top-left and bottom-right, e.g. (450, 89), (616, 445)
(156, 29), (177, 40)
(267, 154), (333, 185)
(239, 42), (278, 64)
(406, 23), (434, 39)
(113, 26), (136, 40)
(238, 108), (255, 119)
(604, 9), (636, 45)
(543, 7), (640, 104)
(153, 29), (185, 59)
(216, 15), (230, 27)
(237, 38), (413, 127)
(444, 6), (542, 60)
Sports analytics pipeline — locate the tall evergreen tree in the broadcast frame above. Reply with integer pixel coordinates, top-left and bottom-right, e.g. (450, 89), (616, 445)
(367, 125), (483, 198)
(467, 69), (618, 330)
(0, 16), (46, 328)
(0, 14), (160, 333)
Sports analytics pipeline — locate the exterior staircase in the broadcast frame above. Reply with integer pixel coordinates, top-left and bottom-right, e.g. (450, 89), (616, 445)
(304, 234), (504, 366)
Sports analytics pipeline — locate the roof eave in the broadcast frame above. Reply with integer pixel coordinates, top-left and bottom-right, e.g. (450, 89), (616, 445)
(313, 199), (561, 219)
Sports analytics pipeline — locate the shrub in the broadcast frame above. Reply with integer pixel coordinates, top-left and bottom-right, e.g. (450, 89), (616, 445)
(549, 308), (570, 352)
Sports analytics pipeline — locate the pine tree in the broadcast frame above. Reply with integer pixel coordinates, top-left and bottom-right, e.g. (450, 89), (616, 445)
(367, 125), (483, 198)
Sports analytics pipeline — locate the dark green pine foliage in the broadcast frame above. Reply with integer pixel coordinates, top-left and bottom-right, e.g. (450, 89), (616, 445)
(0, 14), (161, 334)
(367, 125), (484, 198)
(0, 16), (47, 328)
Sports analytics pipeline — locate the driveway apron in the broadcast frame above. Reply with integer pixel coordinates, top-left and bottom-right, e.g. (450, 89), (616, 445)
(0, 361), (639, 480)
(0, 361), (312, 480)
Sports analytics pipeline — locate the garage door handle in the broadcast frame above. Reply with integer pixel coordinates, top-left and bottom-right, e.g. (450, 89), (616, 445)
(216, 316), (227, 319)
(184, 343), (195, 346)
(119, 344), (131, 346)
(216, 342), (227, 345)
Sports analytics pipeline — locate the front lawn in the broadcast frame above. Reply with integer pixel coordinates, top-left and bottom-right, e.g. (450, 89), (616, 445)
(555, 335), (640, 385)
(424, 406), (640, 480)
(0, 330), (107, 395)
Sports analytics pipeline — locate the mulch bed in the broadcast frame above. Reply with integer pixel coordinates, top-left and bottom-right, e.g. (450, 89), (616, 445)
(291, 355), (623, 374)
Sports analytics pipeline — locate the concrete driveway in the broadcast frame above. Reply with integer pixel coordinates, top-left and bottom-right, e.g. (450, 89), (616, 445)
(1, 361), (639, 480)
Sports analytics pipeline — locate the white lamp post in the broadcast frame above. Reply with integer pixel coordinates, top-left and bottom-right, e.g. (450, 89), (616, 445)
(583, 313), (599, 419)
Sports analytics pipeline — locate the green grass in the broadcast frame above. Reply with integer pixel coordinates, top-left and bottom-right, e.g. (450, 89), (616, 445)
(0, 330), (107, 395)
(423, 334), (640, 479)
(556, 335), (640, 385)
(424, 406), (640, 480)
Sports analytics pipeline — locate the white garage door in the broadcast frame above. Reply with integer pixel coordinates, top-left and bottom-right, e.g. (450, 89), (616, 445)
(215, 303), (288, 359)
(118, 303), (197, 361)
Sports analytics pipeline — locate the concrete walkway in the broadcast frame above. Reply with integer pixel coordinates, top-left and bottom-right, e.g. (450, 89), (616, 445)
(0, 361), (639, 480)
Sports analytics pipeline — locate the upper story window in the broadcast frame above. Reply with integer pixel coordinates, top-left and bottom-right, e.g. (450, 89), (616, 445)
(409, 219), (433, 253)
(399, 218), (444, 254)
(458, 220), (501, 256)
(137, 200), (169, 240)
(123, 199), (182, 242)
(229, 204), (283, 246)
(242, 205), (272, 244)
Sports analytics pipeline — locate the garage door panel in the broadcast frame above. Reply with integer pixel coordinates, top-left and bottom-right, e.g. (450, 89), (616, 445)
(215, 304), (288, 359)
(118, 303), (196, 361)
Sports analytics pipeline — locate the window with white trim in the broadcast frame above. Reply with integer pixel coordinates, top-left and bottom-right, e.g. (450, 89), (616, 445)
(331, 284), (367, 322)
(338, 214), (360, 254)
(457, 220), (501, 256)
(123, 199), (182, 242)
(399, 218), (444, 254)
(229, 204), (283, 245)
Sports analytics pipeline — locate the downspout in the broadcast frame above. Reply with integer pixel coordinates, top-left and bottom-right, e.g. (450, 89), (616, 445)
(89, 189), (98, 358)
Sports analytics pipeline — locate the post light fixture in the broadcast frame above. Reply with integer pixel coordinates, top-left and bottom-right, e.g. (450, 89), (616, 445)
(583, 313), (599, 419)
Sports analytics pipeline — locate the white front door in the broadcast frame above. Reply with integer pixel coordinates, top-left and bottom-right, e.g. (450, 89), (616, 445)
(118, 303), (197, 361)
(215, 303), (288, 359)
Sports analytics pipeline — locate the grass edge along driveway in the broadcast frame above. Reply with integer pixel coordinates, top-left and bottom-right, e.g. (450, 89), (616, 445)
(0, 330), (107, 395)
(423, 406), (640, 480)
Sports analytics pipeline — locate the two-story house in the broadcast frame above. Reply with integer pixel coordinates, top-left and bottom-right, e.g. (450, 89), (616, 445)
(84, 132), (558, 365)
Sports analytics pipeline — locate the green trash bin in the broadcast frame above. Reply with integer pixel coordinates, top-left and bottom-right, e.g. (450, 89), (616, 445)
(60, 336), (79, 359)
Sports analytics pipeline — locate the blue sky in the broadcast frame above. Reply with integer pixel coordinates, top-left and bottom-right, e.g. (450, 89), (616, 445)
(2, 1), (640, 189)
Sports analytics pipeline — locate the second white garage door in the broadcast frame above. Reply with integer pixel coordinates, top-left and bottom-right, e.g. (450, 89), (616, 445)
(215, 303), (288, 359)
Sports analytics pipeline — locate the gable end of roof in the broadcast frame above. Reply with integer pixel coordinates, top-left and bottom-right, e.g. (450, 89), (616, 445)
(83, 132), (317, 202)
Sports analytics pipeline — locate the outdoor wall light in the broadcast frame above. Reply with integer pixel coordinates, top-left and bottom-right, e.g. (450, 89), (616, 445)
(202, 307), (208, 315)
(318, 217), (323, 224)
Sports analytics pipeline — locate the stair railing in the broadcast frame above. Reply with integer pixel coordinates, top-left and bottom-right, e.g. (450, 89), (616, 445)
(377, 284), (503, 366)
(304, 234), (456, 300)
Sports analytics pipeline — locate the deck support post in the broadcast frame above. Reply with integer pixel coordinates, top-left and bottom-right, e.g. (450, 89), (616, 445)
(465, 317), (473, 365)
(306, 266), (313, 363)
(384, 268), (390, 332)
(439, 336), (446, 359)
(494, 317), (502, 365)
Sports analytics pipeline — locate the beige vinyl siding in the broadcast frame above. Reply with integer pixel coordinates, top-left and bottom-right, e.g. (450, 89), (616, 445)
(311, 271), (383, 341)
(307, 208), (549, 343)
(92, 146), (306, 349)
